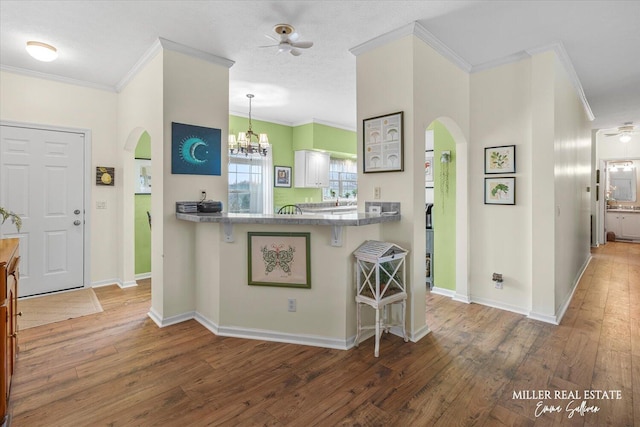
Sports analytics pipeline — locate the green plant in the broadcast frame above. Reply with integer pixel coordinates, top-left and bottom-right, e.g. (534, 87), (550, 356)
(0, 207), (22, 232)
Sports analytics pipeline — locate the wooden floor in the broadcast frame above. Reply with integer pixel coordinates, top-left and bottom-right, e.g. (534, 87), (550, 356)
(9, 242), (639, 426)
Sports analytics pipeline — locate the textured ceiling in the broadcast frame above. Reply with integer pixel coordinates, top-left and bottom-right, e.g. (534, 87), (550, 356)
(1, 1), (638, 131)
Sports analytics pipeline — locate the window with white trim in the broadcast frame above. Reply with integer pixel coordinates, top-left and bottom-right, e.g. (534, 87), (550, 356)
(228, 153), (273, 213)
(323, 158), (357, 200)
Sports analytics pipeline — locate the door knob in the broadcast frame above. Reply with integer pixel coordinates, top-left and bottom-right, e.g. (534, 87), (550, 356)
(74, 209), (81, 215)
(74, 220), (81, 226)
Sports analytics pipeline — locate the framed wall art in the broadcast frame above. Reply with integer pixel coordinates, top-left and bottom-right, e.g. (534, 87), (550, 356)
(363, 111), (404, 173)
(171, 122), (221, 176)
(274, 166), (292, 188)
(135, 158), (151, 194)
(248, 232), (311, 288)
(96, 166), (115, 186)
(425, 150), (434, 188)
(485, 177), (516, 205)
(485, 145), (516, 174)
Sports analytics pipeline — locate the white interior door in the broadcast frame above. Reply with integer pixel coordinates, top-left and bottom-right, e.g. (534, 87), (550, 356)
(0, 125), (85, 296)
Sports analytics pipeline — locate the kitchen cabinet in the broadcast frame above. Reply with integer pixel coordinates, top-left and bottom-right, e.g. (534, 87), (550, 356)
(606, 211), (640, 240)
(0, 238), (19, 426)
(294, 150), (330, 188)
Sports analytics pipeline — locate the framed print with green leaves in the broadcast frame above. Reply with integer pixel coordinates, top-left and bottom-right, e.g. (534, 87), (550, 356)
(485, 145), (515, 174)
(485, 177), (516, 205)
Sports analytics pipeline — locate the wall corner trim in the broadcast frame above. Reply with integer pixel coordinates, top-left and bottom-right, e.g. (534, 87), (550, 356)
(159, 37), (235, 69)
(115, 39), (162, 92)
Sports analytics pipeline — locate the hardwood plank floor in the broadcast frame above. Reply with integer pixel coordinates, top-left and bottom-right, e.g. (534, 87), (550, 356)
(9, 242), (638, 426)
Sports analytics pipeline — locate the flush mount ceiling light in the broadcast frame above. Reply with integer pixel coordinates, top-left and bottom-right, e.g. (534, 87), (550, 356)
(619, 133), (632, 143)
(26, 41), (58, 62)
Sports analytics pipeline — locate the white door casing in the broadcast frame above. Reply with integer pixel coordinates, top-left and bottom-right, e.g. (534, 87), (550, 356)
(0, 124), (86, 296)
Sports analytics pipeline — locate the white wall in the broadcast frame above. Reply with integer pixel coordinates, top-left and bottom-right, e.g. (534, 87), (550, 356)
(0, 71), (119, 284)
(469, 59), (533, 313)
(552, 56), (592, 314)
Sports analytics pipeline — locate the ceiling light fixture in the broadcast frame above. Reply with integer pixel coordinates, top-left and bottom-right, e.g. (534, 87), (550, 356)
(619, 134), (632, 143)
(26, 41), (58, 62)
(229, 94), (269, 156)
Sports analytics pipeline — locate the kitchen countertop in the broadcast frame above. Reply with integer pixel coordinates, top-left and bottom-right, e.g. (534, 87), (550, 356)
(176, 211), (400, 226)
(606, 208), (640, 213)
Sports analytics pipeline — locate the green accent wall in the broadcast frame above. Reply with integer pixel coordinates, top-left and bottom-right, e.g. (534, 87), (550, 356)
(430, 121), (456, 290)
(230, 116), (356, 211)
(135, 131), (151, 275)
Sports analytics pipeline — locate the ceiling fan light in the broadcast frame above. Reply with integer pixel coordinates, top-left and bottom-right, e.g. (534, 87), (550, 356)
(26, 41), (58, 62)
(620, 134), (632, 143)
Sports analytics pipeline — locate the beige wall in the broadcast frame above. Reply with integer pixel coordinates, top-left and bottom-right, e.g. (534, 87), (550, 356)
(161, 49), (231, 319)
(470, 59), (533, 312)
(118, 51), (165, 312)
(0, 71), (119, 284)
(355, 34), (470, 338)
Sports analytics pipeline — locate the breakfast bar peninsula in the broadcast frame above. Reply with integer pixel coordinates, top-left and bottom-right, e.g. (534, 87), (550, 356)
(176, 204), (401, 349)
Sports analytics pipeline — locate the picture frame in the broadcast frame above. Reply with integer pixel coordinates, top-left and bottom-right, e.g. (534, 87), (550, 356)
(135, 158), (151, 194)
(485, 145), (516, 174)
(171, 122), (221, 176)
(363, 111), (404, 173)
(485, 177), (516, 205)
(425, 150), (434, 188)
(274, 165), (292, 188)
(248, 232), (311, 288)
(96, 166), (115, 186)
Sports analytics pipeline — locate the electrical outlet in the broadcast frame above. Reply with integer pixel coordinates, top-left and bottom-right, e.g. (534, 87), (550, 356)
(96, 201), (107, 209)
(288, 298), (296, 312)
(374, 187), (381, 199)
(495, 281), (503, 290)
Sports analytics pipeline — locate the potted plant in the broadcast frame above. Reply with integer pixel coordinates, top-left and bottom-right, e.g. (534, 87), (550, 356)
(0, 207), (22, 232)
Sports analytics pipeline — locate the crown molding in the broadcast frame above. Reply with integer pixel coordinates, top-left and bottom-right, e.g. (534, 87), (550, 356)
(471, 51), (531, 74)
(0, 65), (116, 92)
(115, 39), (162, 92)
(526, 42), (594, 122)
(159, 37), (235, 69)
(349, 21), (472, 73)
(116, 37), (235, 93)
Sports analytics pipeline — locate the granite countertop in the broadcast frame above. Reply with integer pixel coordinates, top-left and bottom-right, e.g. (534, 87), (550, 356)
(176, 211), (400, 226)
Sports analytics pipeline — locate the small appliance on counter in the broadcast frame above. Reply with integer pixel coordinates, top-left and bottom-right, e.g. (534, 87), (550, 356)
(176, 200), (223, 213)
(197, 200), (223, 213)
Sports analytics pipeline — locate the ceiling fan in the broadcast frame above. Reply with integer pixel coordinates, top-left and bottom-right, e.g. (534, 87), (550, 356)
(604, 122), (638, 142)
(261, 24), (313, 56)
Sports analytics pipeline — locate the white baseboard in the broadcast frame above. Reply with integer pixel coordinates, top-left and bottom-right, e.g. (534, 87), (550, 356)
(430, 286), (456, 298)
(470, 296), (530, 317)
(121, 280), (138, 288)
(453, 293), (471, 303)
(216, 324), (349, 350)
(409, 323), (431, 342)
(148, 309), (195, 328)
(147, 307), (163, 327)
(540, 254), (593, 325)
(91, 278), (122, 288)
(135, 272), (151, 280)
(527, 311), (558, 325)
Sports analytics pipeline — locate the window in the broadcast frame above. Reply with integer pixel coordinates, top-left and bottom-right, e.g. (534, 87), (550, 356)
(323, 158), (357, 200)
(228, 153), (273, 213)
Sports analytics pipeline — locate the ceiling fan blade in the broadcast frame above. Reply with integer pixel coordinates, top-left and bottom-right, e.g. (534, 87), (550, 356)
(264, 34), (280, 43)
(290, 41), (313, 49)
(290, 49), (302, 56)
(604, 133), (621, 136)
(258, 44), (279, 48)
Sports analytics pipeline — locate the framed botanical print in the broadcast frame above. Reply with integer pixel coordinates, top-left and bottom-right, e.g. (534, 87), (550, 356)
(485, 177), (516, 205)
(485, 145), (516, 174)
(274, 166), (292, 188)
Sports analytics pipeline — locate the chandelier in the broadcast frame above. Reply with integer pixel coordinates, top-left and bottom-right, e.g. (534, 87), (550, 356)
(229, 94), (270, 156)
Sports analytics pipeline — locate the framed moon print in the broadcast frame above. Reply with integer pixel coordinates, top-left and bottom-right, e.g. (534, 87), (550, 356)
(363, 111), (404, 173)
(171, 122), (221, 175)
(248, 232), (311, 288)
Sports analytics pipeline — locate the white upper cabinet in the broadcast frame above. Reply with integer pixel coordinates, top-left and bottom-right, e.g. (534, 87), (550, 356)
(294, 150), (330, 188)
